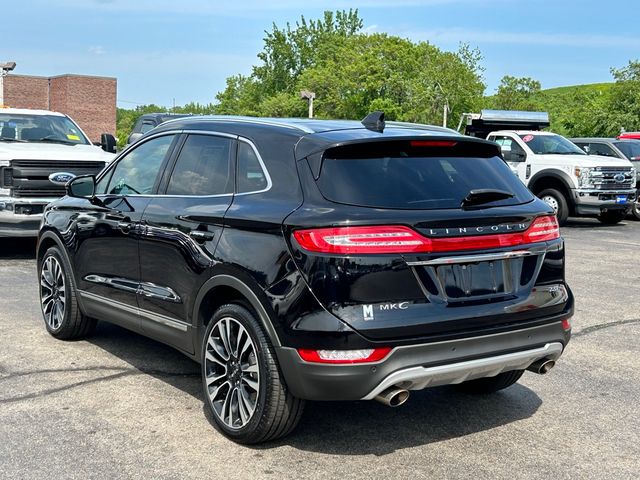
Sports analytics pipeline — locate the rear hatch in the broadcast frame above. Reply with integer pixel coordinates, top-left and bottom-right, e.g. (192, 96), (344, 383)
(285, 136), (570, 342)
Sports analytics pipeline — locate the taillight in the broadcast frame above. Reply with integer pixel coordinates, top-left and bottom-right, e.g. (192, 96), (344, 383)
(523, 215), (560, 243)
(561, 318), (572, 331)
(293, 226), (431, 254)
(293, 215), (560, 255)
(297, 348), (392, 364)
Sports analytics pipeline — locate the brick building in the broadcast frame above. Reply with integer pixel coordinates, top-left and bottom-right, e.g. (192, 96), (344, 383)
(2, 73), (116, 142)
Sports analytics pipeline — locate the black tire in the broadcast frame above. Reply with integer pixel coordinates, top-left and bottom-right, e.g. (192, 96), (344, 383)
(38, 246), (97, 340)
(597, 210), (626, 225)
(537, 188), (569, 226)
(630, 196), (640, 220)
(455, 370), (524, 394)
(201, 303), (304, 444)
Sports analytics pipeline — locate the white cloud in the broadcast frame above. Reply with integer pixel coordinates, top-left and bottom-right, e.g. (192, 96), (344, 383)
(88, 46), (106, 55)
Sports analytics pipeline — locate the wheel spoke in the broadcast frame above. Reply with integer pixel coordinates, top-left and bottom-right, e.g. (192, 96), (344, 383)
(242, 376), (259, 392)
(206, 372), (226, 386)
(205, 350), (226, 367)
(218, 320), (233, 358)
(209, 380), (229, 403)
(238, 385), (255, 417)
(237, 388), (249, 424)
(241, 363), (258, 374)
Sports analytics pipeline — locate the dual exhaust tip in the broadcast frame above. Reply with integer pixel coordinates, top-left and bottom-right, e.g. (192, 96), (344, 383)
(374, 357), (556, 407)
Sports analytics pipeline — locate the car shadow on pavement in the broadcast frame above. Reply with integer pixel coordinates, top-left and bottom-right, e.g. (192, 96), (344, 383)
(563, 218), (632, 229)
(272, 384), (541, 455)
(89, 322), (542, 455)
(0, 238), (37, 259)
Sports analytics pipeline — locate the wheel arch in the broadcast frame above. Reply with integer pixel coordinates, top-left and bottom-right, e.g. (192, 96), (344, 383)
(192, 274), (282, 360)
(528, 171), (575, 206)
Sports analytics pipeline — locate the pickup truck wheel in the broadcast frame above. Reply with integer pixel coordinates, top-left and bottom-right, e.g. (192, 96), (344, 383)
(202, 304), (304, 444)
(538, 188), (569, 226)
(38, 247), (97, 339)
(455, 370), (524, 394)
(597, 210), (626, 225)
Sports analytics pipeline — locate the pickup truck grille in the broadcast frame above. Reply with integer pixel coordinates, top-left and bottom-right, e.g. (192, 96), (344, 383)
(591, 167), (635, 190)
(1, 160), (106, 198)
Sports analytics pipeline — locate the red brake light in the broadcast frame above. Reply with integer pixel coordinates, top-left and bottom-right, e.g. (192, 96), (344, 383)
(293, 216), (560, 255)
(293, 225), (431, 254)
(410, 140), (457, 147)
(297, 348), (392, 364)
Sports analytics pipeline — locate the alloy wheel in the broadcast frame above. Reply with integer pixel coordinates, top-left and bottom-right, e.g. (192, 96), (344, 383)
(204, 316), (260, 430)
(40, 256), (66, 330)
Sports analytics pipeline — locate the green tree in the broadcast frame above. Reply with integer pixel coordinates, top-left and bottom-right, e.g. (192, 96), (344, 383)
(607, 60), (640, 133)
(492, 75), (542, 110)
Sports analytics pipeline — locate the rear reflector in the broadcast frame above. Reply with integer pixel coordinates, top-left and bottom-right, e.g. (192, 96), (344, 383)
(293, 215), (560, 254)
(561, 318), (571, 331)
(297, 348), (392, 364)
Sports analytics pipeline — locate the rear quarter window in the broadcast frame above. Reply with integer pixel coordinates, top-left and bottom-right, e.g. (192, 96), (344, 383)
(315, 140), (534, 210)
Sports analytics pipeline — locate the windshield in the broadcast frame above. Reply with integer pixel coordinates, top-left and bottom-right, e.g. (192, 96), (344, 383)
(614, 140), (640, 160)
(316, 141), (534, 210)
(0, 113), (89, 145)
(518, 133), (585, 155)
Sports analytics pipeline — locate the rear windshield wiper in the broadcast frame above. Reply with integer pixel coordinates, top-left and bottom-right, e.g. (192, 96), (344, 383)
(461, 189), (514, 208)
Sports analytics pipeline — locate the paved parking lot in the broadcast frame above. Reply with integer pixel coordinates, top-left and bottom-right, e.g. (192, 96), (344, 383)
(1, 218), (639, 480)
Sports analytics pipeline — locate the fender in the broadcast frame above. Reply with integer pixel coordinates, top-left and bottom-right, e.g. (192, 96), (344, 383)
(192, 274), (282, 349)
(528, 169), (576, 194)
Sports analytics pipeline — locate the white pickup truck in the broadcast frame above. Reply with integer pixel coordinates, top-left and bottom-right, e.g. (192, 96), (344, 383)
(0, 108), (116, 236)
(463, 111), (636, 225)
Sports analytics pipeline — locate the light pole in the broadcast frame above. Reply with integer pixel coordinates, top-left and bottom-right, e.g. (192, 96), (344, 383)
(300, 90), (315, 119)
(0, 61), (17, 107)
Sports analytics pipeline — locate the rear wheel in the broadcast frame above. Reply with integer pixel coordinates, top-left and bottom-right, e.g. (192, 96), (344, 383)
(202, 304), (304, 444)
(537, 188), (569, 226)
(39, 246), (96, 339)
(455, 370), (524, 394)
(597, 210), (626, 225)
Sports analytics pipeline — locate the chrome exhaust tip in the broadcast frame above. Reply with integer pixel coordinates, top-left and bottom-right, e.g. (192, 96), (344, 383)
(527, 358), (556, 375)
(374, 387), (410, 407)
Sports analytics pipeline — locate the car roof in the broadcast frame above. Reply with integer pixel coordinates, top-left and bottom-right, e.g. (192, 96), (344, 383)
(570, 138), (616, 142)
(0, 107), (65, 117)
(157, 115), (461, 136)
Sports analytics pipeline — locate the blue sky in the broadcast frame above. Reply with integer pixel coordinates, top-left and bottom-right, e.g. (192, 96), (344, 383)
(4, 0), (640, 108)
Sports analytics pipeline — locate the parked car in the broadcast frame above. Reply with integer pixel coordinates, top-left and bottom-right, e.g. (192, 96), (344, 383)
(570, 137), (640, 219)
(37, 114), (573, 444)
(0, 107), (116, 237)
(126, 113), (193, 145)
(462, 110), (636, 225)
(618, 132), (640, 140)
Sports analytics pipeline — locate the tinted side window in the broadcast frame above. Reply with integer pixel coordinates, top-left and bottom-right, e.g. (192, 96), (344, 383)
(166, 134), (233, 196)
(588, 143), (618, 158)
(237, 141), (268, 193)
(104, 135), (174, 195)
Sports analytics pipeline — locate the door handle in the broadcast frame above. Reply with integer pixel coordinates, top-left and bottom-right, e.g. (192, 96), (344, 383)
(189, 230), (214, 242)
(118, 221), (132, 233)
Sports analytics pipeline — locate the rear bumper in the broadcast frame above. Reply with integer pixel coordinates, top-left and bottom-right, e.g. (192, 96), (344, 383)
(0, 196), (54, 237)
(276, 317), (571, 401)
(572, 188), (636, 215)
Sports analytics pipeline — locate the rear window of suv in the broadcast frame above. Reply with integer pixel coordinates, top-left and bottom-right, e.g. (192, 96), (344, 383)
(315, 140), (534, 210)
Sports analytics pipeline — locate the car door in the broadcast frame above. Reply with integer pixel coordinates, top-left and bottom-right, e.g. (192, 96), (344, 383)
(492, 134), (529, 181)
(74, 133), (179, 331)
(137, 132), (235, 352)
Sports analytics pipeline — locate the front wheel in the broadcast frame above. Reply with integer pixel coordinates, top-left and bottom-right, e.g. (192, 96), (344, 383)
(597, 210), (626, 225)
(537, 188), (569, 226)
(631, 196), (640, 220)
(202, 304), (304, 444)
(455, 370), (524, 394)
(39, 246), (96, 339)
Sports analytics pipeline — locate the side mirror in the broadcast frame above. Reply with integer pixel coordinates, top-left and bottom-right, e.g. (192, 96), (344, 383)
(67, 175), (96, 198)
(100, 133), (117, 153)
(127, 132), (143, 145)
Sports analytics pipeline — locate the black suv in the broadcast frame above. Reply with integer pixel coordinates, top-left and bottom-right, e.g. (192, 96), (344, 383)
(37, 114), (573, 444)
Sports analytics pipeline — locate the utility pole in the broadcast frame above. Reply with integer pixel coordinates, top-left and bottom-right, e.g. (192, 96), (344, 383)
(300, 90), (316, 118)
(0, 61), (17, 106)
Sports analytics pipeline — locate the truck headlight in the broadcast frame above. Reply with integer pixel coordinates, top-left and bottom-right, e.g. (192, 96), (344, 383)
(575, 167), (593, 188)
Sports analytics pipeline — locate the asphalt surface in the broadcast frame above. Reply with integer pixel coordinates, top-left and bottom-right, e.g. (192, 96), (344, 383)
(1, 218), (639, 480)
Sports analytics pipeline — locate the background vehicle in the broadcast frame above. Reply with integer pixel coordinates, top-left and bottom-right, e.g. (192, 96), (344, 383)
(618, 132), (640, 140)
(38, 114), (573, 444)
(463, 110), (636, 225)
(571, 137), (640, 219)
(126, 113), (193, 145)
(0, 108), (116, 237)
